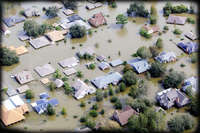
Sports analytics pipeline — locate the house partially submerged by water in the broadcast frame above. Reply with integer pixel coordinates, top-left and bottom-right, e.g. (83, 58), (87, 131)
(1, 24), (11, 35)
(63, 9), (74, 16)
(98, 62), (110, 70)
(8, 45), (28, 56)
(72, 79), (96, 99)
(86, 2), (103, 10)
(29, 36), (51, 49)
(1, 95), (29, 126)
(91, 72), (122, 89)
(155, 52), (176, 63)
(3, 16), (25, 27)
(63, 68), (77, 76)
(143, 25), (159, 34)
(127, 58), (150, 74)
(182, 76), (198, 94)
(54, 79), (64, 88)
(77, 47), (95, 58)
(88, 12), (107, 27)
(96, 55), (106, 62)
(34, 64), (55, 77)
(184, 31), (197, 40)
(6, 87), (18, 97)
(166, 15), (187, 25)
(110, 59), (123, 67)
(16, 85), (30, 94)
(31, 98), (58, 114)
(45, 30), (68, 42)
(15, 70), (34, 85)
(23, 7), (41, 18)
(113, 105), (138, 126)
(177, 41), (198, 54)
(156, 88), (190, 109)
(58, 57), (79, 68)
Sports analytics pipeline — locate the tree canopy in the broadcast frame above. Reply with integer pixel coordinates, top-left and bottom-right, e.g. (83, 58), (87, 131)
(0, 47), (19, 66)
(69, 25), (86, 38)
(127, 3), (149, 17)
(45, 6), (58, 18)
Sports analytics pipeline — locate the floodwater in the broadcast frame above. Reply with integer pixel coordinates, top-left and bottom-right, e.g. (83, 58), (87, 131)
(1, 1), (198, 131)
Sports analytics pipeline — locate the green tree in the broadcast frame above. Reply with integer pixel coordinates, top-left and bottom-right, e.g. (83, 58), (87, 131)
(114, 100), (122, 109)
(119, 82), (126, 92)
(53, 69), (62, 79)
(110, 96), (118, 103)
(47, 104), (55, 115)
(173, 28), (182, 35)
(149, 15), (157, 24)
(129, 80), (147, 99)
(108, 87), (114, 96)
(45, 6), (58, 18)
(91, 104), (99, 110)
(63, 0), (77, 10)
(136, 46), (152, 59)
(63, 82), (72, 94)
(85, 120), (96, 129)
(25, 90), (34, 99)
(188, 96), (199, 116)
(0, 47), (19, 66)
(88, 63), (95, 70)
(80, 116), (87, 123)
(61, 107), (67, 115)
(76, 71), (83, 78)
(89, 110), (98, 117)
(156, 38), (163, 49)
(100, 109), (105, 115)
(127, 3), (149, 17)
(139, 28), (152, 38)
(69, 25), (86, 38)
(122, 71), (138, 86)
(96, 90), (103, 102)
(168, 114), (194, 133)
(149, 46), (160, 58)
(116, 14), (128, 28)
(80, 101), (86, 107)
(123, 64), (133, 73)
(49, 82), (56, 91)
(148, 62), (166, 77)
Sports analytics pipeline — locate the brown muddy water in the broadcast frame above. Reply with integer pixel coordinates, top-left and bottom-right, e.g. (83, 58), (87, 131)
(1, 1), (198, 131)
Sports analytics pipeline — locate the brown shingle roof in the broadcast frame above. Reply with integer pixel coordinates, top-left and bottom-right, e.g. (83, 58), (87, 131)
(88, 12), (107, 27)
(45, 30), (68, 42)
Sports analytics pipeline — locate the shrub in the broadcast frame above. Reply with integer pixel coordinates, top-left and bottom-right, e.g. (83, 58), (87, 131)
(49, 82), (56, 91)
(123, 71), (138, 86)
(91, 104), (99, 110)
(80, 101), (86, 107)
(155, 38), (163, 49)
(69, 25), (86, 38)
(89, 110), (98, 117)
(173, 28), (182, 35)
(88, 29), (92, 35)
(114, 100), (122, 109)
(80, 117), (87, 123)
(0, 47), (19, 66)
(61, 107), (67, 115)
(127, 3), (149, 17)
(76, 71), (83, 78)
(96, 90), (103, 102)
(110, 96), (118, 103)
(149, 15), (157, 24)
(139, 28), (152, 38)
(163, 25), (169, 30)
(25, 90), (34, 99)
(119, 82), (126, 92)
(47, 104), (55, 115)
(136, 46), (152, 59)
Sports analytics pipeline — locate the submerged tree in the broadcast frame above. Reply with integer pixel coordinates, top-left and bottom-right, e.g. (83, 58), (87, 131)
(0, 47), (19, 66)
(116, 14), (128, 28)
(45, 6), (58, 18)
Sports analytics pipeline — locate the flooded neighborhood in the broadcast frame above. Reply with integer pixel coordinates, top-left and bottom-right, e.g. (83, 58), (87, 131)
(0, 0), (199, 132)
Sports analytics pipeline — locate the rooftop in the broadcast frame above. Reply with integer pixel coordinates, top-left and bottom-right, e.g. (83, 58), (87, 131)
(88, 12), (107, 27)
(128, 58), (150, 73)
(110, 59), (123, 67)
(166, 15), (187, 25)
(16, 85), (30, 94)
(45, 30), (68, 42)
(34, 64), (55, 77)
(15, 70), (34, 85)
(63, 68), (77, 76)
(155, 51), (176, 63)
(29, 36), (51, 49)
(58, 57), (79, 68)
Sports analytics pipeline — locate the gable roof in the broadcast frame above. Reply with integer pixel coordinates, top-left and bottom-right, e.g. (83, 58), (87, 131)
(8, 45), (28, 56)
(3, 16), (25, 27)
(182, 76), (198, 93)
(78, 47), (95, 57)
(63, 9), (74, 16)
(16, 85), (30, 93)
(155, 52), (176, 63)
(113, 105), (138, 126)
(15, 70), (34, 85)
(63, 68), (77, 76)
(29, 36), (50, 49)
(98, 62), (110, 70)
(45, 30), (68, 42)
(6, 88), (18, 97)
(128, 58), (150, 73)
(110, 59), (123, 67)
(88, 12), (107, 27)
(54, 79), (64, 88)
(24, 8), (41, 18)
(58, 57), (79, 68)
(91, 72), (122, 89)
(166, 15), (187, 25)
(184, 32), (197, 40)
(177, 41), (198, 54)
(34, 64), (55, 77)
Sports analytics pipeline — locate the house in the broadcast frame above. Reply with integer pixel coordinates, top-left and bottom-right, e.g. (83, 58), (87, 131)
(113, 105), (138, 126)
(45, 30), (68, 42)
(18, 31), (29, 41)
(77, 47), (95, 58)
(1, 95), (29, 126)
(34, 64), (55, 77)
(16, 85), (30, 94)
(67, 15), (83, 23)
(58, 57), (79, 68)
(156, 88), (190, 109)
(60, 20), (91, 30)
(86, 2), (103, 10)
(177, 41), (198, 54)
(15, 70), (34, 85)
(98, 62), (110, 70)
(1, 24), (11, 35)
(143, 25), (159, 34)
(88, 12), (107, 27)
(6, 87), (18, 97)
(8, 45), (28, 56)
(166, 15), (187, 25)
(29, 36), (51, 49)
(155, 52), (176, 63)
(110, 59), (123, 67)
(182, 76), (198, 93)
(72, 79), (96, 99)
(23, 8), (41, 18)
(31, 98), (58, 114)
(91, 72), (122, 89)
(39, 92), (50, 99)
(96, 55), (106, 62)
(54, 79), (64, 88)
(63, 68), (77, 76)
(63, 9), (74, 16)
(40, 78), (50, 85)
(127, 58), (150, 74)
(3, 16), (26, 27)
(184, 32), (197, 40)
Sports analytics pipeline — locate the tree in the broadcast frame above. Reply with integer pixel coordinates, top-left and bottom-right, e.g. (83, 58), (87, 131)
(61, 107), (67, 115)
(110, 96), (118, 103)
(129, 80), (147, 99)
(116, 14), (128, 28)
(89, 110), (98, 117)
(45, 6), (58, 18)
(96, 90), (103, 102)
(85, 120), (96, 129)
(91, 104), (99, 110)
(80, 101), (86, 107)
(63, 82), (73, 94)
(149, 46), (159, 58)
(114, 100), (122, 109)
(80, 116), (87, 123)
(128, 98), (152, 113)
(150, 5), (157, 16)
(0, 47), (19, 66)
(136, 46), (152, 59)
(63, 0), (77, 10)
(148, 62), (166, 77)
(127, 3), (149, 17)
(76, 71), (83, 78)
(53, 69), (62, 79)
(122, 71), (138, 86)
(155, 38), (163, 49)
(49, 82), (56, 91)
(100, 109), (105, 115)
(119, 82), (126, 92)
(123, 64), (133, 73)
(108, 87), (114, 96)
(88, 63), (95, 70)
(47, 104), (55, 115)
(25, 90), (34, 99)
(188, 96), (199, 116)
(173, 28), (182, 35)
(69, 25), (86, 38)
(149, 15), (157, 24)
(162, 70), (185, 89)
(139, 28), (152, 38)
(168, 115), (194, 133)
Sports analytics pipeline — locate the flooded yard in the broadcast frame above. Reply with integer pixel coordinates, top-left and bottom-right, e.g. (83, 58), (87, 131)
(1, 1), (198, 132)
